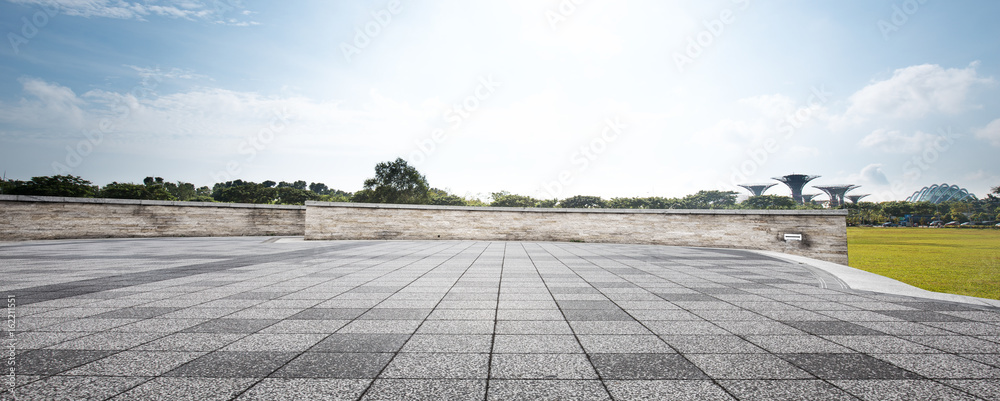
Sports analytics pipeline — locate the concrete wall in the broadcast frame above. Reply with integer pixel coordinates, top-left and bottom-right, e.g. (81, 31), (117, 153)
(0, 195), (305, 240)
(306, 202), (849, 264)
(0, 196), (849, 264)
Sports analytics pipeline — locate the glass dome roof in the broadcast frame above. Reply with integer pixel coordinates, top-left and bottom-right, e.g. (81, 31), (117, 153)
(905, 183), (977, 203)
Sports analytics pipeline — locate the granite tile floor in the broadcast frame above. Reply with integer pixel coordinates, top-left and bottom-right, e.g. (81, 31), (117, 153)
(2, 237), (999, 400)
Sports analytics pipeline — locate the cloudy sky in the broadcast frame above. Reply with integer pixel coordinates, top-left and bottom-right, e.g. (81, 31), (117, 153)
(1, 0), (998, 201)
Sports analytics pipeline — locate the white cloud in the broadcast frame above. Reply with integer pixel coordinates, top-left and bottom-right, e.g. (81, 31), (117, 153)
(0, 77), (86, 132)
(0, 77), (428, 159)
(858, 129), (938, 153)
(974, 118), (1000, 147)
(843, 63), (993, 121)
(787, 145), (820, 158)
(859, 163), (889, 186)
(8, 0), (256, 25)
(125, 65), (212, 82)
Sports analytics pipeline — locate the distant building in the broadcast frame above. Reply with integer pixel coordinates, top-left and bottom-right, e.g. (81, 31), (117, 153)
(738, 183), (777, 197)
(847, 194), (870, 204)
(814, 185), (860, 208)
(801, 194), (821, 204)
(905, 183), (977, 204)
(773, 174), (820, 204)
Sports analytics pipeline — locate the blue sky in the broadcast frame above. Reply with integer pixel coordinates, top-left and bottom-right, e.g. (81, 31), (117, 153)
(1, 0), (998, 202)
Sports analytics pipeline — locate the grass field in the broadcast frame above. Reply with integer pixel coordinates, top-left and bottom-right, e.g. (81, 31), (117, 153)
(847, 227), (1000, 300)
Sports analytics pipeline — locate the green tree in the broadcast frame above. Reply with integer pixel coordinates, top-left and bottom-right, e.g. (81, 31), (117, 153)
(431, 194), (467, 206)
(275, 187), (318, 205)
(681, 190), (738, 209)
(880, 201), (914, 218)
(212, 181), (277, 204)
(277, 180), (307, 190)
(8, 175), (96, 197)
(1, 177), (20, 194)
(489, 191), (540, 208)
(740, 195), (796, 210)
(100, 182), (175, 200)
(429, 188), (467, 206)
(309, 182), (330, 195)
(319, 193), (352, 202)
(353, 158), (430, 204)
(560, 195), (607, 208)
(607, 197), (648, 209)
(174, 182), (197, 200)
(911, 201), (936, 216)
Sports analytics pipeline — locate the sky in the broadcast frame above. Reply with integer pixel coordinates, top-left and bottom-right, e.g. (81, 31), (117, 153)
(1, 0), (998, 202)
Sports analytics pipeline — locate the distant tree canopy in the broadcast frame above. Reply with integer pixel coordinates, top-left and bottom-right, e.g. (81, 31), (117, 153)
(212, 180), (276, 204)
(352, 158), (430, 204)
(277, 180), (307, 191)
(490, 191), (549, 208)
(740, 195), (797, 210)
(6, 175), (96, 197)
(2, 172), (996, 224)
(100, 182), (174, 200)
(560, 195), (607, 208)
(681, 190), (739, 209)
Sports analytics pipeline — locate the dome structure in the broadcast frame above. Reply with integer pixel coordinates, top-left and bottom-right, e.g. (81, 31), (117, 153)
(905, 184), (976, 203)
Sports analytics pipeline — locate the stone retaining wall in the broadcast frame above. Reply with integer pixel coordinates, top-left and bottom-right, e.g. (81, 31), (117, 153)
(306, 202), (849, 264)
(0, 196), (849, 264)
(0, 195), (305, 240)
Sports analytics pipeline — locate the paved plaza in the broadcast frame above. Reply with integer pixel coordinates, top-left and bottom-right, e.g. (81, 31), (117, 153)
(2, 237), (999, 400)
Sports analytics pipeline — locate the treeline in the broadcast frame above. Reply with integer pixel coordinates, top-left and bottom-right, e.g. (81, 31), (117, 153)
(0, 175), (352, 205)
(845, 198), (1000, 226)
(2, 158), (998, 218)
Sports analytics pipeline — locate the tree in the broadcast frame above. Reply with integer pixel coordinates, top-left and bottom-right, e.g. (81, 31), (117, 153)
(277, 180), (307, 190)
(489, 191), (538, 208)
(429, 188), (467, 206)
(880, 201), (914, 218)
(275, 187), (318, 205)
(143, 176), (165, 187)
(172, 182), (197, 200)
(681, 190), (738, 209)
(740, 195), (796, 210)
(309, 182), (330, 195)
(0, 178), (14, 194)
(560, 195), (607, 208)
(8, 175), (96, 197)
(607, 197), (648, 209)
(262, 180), (276, 188)
(431, 194), (467, 206)
(354, 158), (430, 204)
(100, 182), (175, 200)
(212, 181), (277, 204)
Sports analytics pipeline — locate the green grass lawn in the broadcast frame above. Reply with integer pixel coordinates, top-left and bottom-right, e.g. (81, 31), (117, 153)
(847, 227), (1000, 300)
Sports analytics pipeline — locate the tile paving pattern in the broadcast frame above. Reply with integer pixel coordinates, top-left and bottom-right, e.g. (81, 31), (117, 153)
(1, 237), (999, 400)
